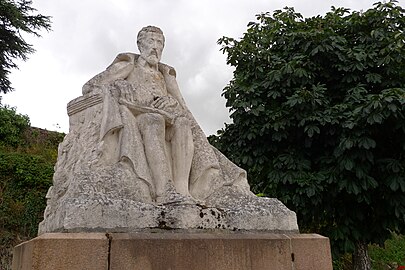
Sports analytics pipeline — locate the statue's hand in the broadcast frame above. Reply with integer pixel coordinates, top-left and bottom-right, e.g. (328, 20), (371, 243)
(151, 96), (181, 114)
(119, 99), (176, 125)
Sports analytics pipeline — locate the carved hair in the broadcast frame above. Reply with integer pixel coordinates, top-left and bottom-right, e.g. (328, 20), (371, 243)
(137, 26), (165, 48)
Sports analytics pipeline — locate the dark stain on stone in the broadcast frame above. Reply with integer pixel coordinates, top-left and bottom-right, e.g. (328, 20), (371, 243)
(158, 220), (169, 229)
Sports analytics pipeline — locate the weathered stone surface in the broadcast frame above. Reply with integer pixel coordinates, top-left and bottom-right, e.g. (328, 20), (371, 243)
(39, 186), (297, 233)
(13, 233), (333, 270)
(39, 25), (299, 234)
(290, 234), (334, 270)
(12, 233), (108, 270)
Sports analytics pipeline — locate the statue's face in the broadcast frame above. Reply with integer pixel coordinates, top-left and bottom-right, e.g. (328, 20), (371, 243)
(139, 32), (164, 66)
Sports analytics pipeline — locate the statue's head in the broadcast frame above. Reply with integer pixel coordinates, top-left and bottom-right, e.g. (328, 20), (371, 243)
(137, 26), (165, 66)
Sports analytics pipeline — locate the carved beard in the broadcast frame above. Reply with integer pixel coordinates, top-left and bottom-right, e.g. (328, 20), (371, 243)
(145, 52), (159, 66)
(140, 47), (161, 67)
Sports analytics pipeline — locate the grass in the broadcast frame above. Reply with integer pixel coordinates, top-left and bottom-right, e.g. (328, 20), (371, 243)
(369, 234), (405, 270)
(334, 234), (405, 270)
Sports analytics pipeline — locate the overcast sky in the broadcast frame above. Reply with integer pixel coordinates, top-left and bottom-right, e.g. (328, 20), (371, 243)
(3, 0), (405, 135)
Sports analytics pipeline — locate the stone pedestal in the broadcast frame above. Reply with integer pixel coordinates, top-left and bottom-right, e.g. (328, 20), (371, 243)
(13, 232), (332, 270)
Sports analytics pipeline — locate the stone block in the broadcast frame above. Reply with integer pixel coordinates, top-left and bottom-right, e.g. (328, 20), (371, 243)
(110, 233), (290, 270)
(109, 232), (332, 270)
(12, 233), (108, 270)
(290, 234), (333, 270)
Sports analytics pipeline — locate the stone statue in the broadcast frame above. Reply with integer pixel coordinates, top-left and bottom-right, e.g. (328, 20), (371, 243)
(38, 26), (298, 234)
(85, 26), (197, 203)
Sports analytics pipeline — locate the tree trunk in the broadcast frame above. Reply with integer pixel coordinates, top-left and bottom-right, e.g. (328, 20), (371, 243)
(352, 241), (371, 270)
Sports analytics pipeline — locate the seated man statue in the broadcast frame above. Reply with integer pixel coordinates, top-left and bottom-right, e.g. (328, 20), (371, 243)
(81, 26), (248, 204)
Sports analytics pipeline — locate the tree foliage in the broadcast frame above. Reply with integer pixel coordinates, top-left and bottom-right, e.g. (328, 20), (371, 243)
(0, 106), (64, 269)
(0, 104), (29, 147)
(212, 0), (405, 263)
(0, 0), (51, 95)
(0, 151), (53, 236)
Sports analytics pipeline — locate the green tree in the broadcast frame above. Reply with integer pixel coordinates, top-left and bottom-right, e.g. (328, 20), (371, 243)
(0, 104), (30, 147)
(0, 0), (51, 96)
(212, 2), (405, 269)
(0, 106), (63, 269)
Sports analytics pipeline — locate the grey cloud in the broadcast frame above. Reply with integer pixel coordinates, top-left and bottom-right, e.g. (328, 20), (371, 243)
(5, 0), (405, 134)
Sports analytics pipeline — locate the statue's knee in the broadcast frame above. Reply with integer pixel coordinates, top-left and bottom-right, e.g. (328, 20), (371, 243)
(170, 117), (192, 141)
(175, 117), (191, 128)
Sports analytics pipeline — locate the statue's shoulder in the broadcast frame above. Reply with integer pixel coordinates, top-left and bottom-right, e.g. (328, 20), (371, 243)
(107, 52), (138, 69)
(158, 62), (176, 77)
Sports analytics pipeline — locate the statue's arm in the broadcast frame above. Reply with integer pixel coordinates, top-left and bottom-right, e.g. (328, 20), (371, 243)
(158, 64), (187, 110)
(82, 56), (134, 95)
